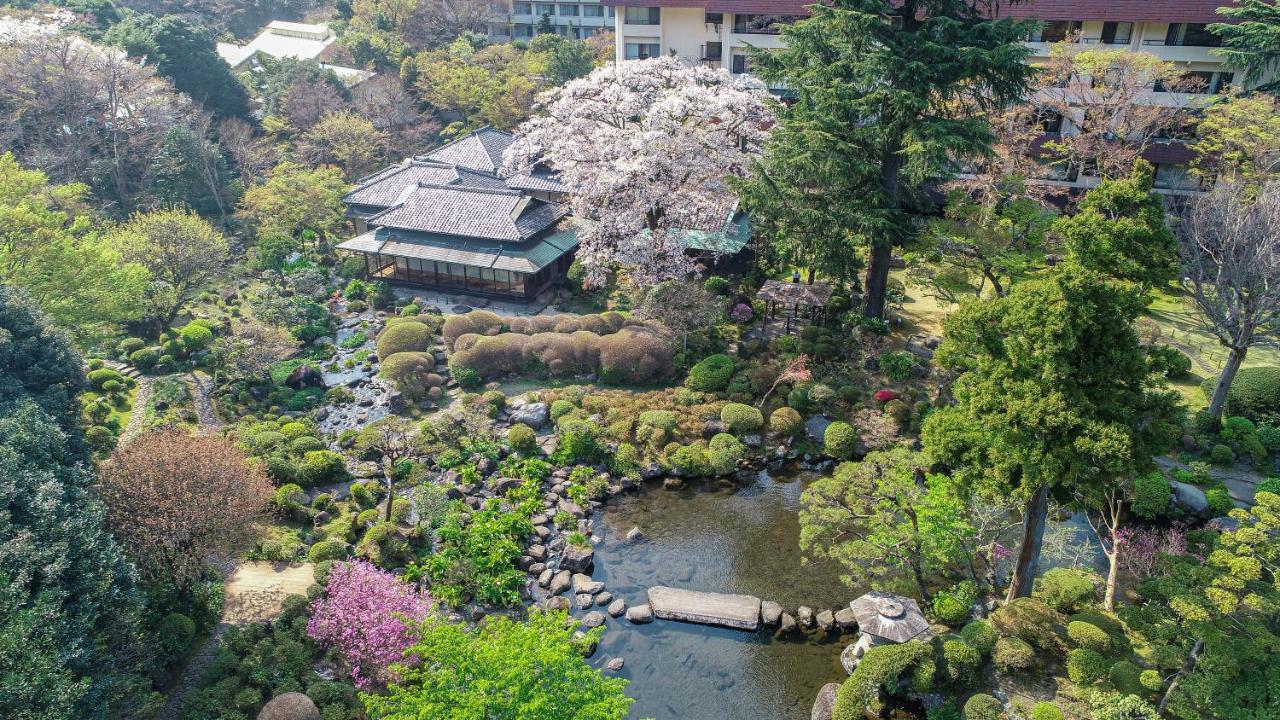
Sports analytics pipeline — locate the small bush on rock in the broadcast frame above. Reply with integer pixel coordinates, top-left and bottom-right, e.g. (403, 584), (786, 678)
(720, 403), (764, 434)
(1139, 669), (1164, 693)
(1131, 471), (1172, 519)
(707, 433), (746, 475)
(824, 421), (859, 459)
(550, 399), (576, 420)
(770, 406), (803, 436)
(507, 424), (537, 454)
(308, 539), (348, 563)
(129, 347), (158, 370)
(669, 443), (710, 477)
(961, 621), (997, 656)
(297, 450), (347, 486)
(933, 594), (970, 626)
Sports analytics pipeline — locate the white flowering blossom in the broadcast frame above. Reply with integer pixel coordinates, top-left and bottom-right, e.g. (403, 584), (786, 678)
(503, 56), (775, 287)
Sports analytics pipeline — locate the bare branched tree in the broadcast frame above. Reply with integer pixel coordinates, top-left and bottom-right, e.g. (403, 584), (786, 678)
(404, 0), (497, 49)
(1178, 182), (1280, 424)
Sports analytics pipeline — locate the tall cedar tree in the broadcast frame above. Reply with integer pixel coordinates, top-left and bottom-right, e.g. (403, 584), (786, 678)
(0, 286), (152, 719)
(1211, 0), (1280, 93)
(921, 267), (1181, 600)
(737, 0), (1036, 318)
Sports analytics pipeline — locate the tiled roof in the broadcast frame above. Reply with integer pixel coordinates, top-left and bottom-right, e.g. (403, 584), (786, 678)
(418, 127), (515, 174)
(995, 0), (1238, 23)
(343, 159), (507, 209)
(505, 164), (569, 194)
(367, 183), (568, 242)
(336, 224), (580, 274)
(604, 0), (812, 11)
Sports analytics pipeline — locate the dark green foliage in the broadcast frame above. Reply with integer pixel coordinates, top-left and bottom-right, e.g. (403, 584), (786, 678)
(104, 13), (250, 119)
(834, 641), (933, 718)
(1147, 345), (1192, 379)
(880, 351), (917, 381)
(933, 594), (970, 626)
(824, 420), (859, 459)
(686, 354), (735, 392)
(961, 694), (1002, 720)
(1211, 443), (1235, 465)
(1034, 567), (1098, 614)
(940, 638), (981, 685)
(1056, 161), (1177, 287)
(157, 612), (196, 662)
(1131, 471), (1172, 519)
(1109, 659), (1144, 696)
(1205, 484), (1235, 515)
(428, 496), (534, 607)
(1221, 415), (1268, 462)
(0, 286), (90, 438)
(296, 450), (348, 486)
(1210, 0), (1280, 92)
(992, 636), (1035, 671)
(704, 276), (731, 295)
(960, 621), (997, 656)
(989, 598), (1063, 650)
(1066, 648), (1108, 685)
(507, 423), (537, 454)
(149, 127), (237, 215)
(1201, 366), (1280, 424)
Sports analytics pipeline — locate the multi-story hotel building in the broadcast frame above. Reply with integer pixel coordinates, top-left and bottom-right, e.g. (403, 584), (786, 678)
(601, 0), (1266, 194)
(490, 0), (616, 41)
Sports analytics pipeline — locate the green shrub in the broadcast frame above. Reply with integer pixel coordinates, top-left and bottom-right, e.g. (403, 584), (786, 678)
(307, 539), (348, 563)
(1147, 346), (1192, 378)
(1029, 703), (1064, 720)
(1034, 567), (1098, 613)
(1066, 620), (1111, 652)
(1258, 477), (1280, 495)
(834, 641), (933, 718)
(1205, 485), (1234, 515)
(84, 425), (116, 452)
(343, 278), (368, 300)
(390, 497), (412, 523)
(807, 383), (835, 408)
(769, 406), (803, 436)
(669, 443), (710, 477)
(264, 456), (296, 484)
(960, 621), (997, 656)
(686, 354), (735, 392)
(884, 399), (911, 426)
(824, 421), (859, 459)
(157, 612), (196, 661)
(297, 450), (347, 486)
(933, 594), (970, 626)
(274, 483), (306, 509)
(1066, 648), (1108, 685)
(992, 636), (1034, 671)
(1131, 471), (1172, 519)
(452, 364), (481, 390)
(87, 367), (126, 389)
(1202, 366), (1280, 423)
(637, 410), (678, 432)
(290, 437), (324, 454)
(1109, 659), (1143, 695)
(279, 421), (309, 440)
(1221, 415), (1268, 462)
(941, 638), (981, 684)
(128, 347), (159, 370)
(703, 276), (730, 295)
(507, 423), (537, 454)
(350, 482), (376, 508)
(1258, 424), (1280, 454)
(721, 403), (764, 434)
(786, 385), (811, 413)
(376, 322), (433, 358)
(612, 443), (640, 476)
(400, 303), (420, 316)
(1139, 669), (1164, 693)
(179, 323), (214, 350)
(550, 399), (576, 420)
(118, 337), (145, 357)
(962, 693), (1001, 720)
(707, 433), (745, 475)
(880, 351), (917, 382)
(990, 598), (1063, 650)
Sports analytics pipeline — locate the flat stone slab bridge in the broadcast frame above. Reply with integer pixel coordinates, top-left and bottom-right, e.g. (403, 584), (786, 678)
(647, 586), (761, 631)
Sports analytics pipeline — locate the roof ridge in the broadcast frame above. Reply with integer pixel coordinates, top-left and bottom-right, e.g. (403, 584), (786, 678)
(415, 181), (524, 198)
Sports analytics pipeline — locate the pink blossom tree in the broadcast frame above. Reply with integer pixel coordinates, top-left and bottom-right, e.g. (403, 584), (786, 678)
(503, 56), (775, 287)
(308, 560), (432, 689)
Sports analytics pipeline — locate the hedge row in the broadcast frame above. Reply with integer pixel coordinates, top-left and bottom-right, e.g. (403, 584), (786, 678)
(449, 326), (675, 386)
(443, 310), (641, 350)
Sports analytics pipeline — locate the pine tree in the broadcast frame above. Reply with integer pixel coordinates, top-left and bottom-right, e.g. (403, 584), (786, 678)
(1211, 0), (1280, 93)
(735, 0), (1037, 317)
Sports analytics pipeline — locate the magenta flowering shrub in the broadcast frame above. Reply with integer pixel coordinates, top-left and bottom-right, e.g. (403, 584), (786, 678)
(730, 303), (754, 323)
(307, 560), (432, 688)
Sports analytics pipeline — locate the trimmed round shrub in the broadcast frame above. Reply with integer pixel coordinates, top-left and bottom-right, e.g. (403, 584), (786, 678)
(443, 310), (503, 349)
(376, 322), (433, 358)
(638, 410), (678, 432)
(550, 399), (576, 420)
(992, 636), (1035, 671)
(265, 456), (296, 483)
(786, 386), (811, 413)
(1139, 669), (1164, 693)
(100, 379), (123, 394)
(990, 598), (1064, 650)
(669, 443), (710, 477)
(1034, 567), (1098, 613)
(1205, 485), (1234, 515)
(770, 406), (803, 436)
(1109, 659), (1143, 696)
(807, 383), (835, 408)
(1066, 620), (1111, 652)
(1030, 703), (1064, 720)
(380, 351), (435, 396)
(686, 354), (735, 392)
(253, 431), (288, 452)
(307, 538), (348, 563)
(290, 436), (325, 454)
(280, 421), (310, 439)
(824, 421), (859, 459)
(941, 638), (981, 683)
(481, 389), (506, 410)
(87, 368), (126, 389)
(721, 403), (764, 434)
(400, 303), (420, 316)
(297, 450), (347, 486)
(274, 483), (306, 508)
(1148, 345), (1192, 378)
(156, 612), (196, 660)
(962, 693), (1002, 720)
(961, 620), (997, 656)
(1066, 648), (1108, 685)
(598, 326), (674, 385)
(707, 433), (746, 476)
(128, 347), (158, 370)
(1210, 443), (1234, 465)
(310, 492), (335, 512)
(1131, 471), (1172, 519)
(508, 423), (537, 454)
(1203, 366), (1280, 423)
(118, 337), (145, 357)
(704, 276), (730, 295)
(84, 425), (116, 452)
(933, 594), (970, 626)
(179, 323), (213, 350)
(390, 497), (412, 523)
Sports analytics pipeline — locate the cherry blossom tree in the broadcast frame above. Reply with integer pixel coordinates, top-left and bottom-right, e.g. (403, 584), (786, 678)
(503, 56), (774, 287)
(308, 560), (433, 689)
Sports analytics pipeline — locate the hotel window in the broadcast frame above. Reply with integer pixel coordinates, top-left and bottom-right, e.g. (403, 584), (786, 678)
(559, 4), (578, 16)
(513, 23), (534, 37)
(583, 5), (603, 17)
(705, 11), (723, 25)
(513, 1), (531, 13)
(734, 14), (795, 35)
(731, 53), (747, 74)
(624, 6), (660, 24)
(535, 3), (554, 16)
(1164, 23), (1221, 47)
(1100, 21), (1132, 45)
(625, 42), (660, 59)
(1035, 20), (1081, 43)
(703, 41), (722, 61)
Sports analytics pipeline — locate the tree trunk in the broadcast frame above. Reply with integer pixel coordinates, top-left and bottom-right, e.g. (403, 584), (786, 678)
(912, 560), (932, 605)
(807, 267), (817, 285)
(1103, 546), (1119, 611)
(1159, 639), (1204, 717)
(1207, 347), (1247, 426)
(383, 475), (396, 523)
(1005, 484), (1050, 601)
(864, 139), (904, 318)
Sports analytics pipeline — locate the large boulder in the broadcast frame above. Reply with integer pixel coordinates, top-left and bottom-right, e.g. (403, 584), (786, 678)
(258, 692), (320, 720)
(508, 402), (550, 428)
(561, 544), (595, 573)
(284, 363), (324, 390)
(811, 683), (840, 720)
(1171, 480), (1209, 514)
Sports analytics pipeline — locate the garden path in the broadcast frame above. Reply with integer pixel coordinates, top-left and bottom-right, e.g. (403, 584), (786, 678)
(119, 376), (153, 444)
(187, 371), (222, 433)
(1156, 456), (1265, 507)
(156, 562), (314, 720)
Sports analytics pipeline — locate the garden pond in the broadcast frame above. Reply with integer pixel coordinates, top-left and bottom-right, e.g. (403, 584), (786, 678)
(588, 467), (861, 720)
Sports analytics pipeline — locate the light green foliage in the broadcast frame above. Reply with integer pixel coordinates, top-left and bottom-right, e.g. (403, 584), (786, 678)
(1130, 472), (1172, 519)
(1221, 415), (1268, 462)
(669, 443), (710, 477)
(550, 399), (576, 420)
(707, 433), (746, 476)
(237, 162), (349, 245)
(307, 539), (349, 563)
(1138, 669), (1164, 693)
(507, 424), (538, 454)
(940, 638), (980, 685)
(377, 322), (434, 358)
(823, 421), (859, 459)
(933, 594), (970, 626)
(297, 450), (348, 486)
(1056, 161), (1177, 287)
(1067, 621), (1112, 653)
(1035, 567), (1099, 614)
(833, 641), (934, 718)
(687, 354), (735, 392)
(960, 621), (997, 656)
(428, 494), (534, 607)
(114, 206), (229, 329)
(1192, 93), (1280, 190)
(179, 322), (213, 350)
(1067, 648), (1108, 685)
(1108, 659), (1143, 696)
(720, 403), (764, 434)
(770, 406), (804, 436)
(801, 450), (973, 599)
(992, 636), (1035, 671)
(1201, 366), (1280, 425)
(363, 611), (631, 720)
(990, 598), (1063, 650)
(961, 693), (1002, 720)
(1030, 703), (1064, 720)
(879, 351), (917, 382)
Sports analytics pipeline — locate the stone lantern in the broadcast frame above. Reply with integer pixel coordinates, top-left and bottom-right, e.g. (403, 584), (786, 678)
(843, 591), (931, 671)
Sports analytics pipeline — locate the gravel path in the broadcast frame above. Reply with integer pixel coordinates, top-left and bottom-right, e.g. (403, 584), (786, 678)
(187, 371), (222, 433)
(119, 376), (153, 444)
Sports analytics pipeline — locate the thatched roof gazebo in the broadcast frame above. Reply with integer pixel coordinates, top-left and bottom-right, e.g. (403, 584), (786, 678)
(757, 278), (834, 331)
(257, 693), (320, 720)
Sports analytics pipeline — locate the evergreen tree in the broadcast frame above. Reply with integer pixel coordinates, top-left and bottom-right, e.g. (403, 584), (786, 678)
(0, 287), (153, 719)
(735, 0), (1036, 317)
(921, 268), (1180, 600)
(105, 12), (252, 119)
(149, 126), (237, 219)
(1211, 0), (1280, 93)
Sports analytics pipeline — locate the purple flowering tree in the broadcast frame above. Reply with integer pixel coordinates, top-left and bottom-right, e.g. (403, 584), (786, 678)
(308, 560), (432, 688)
